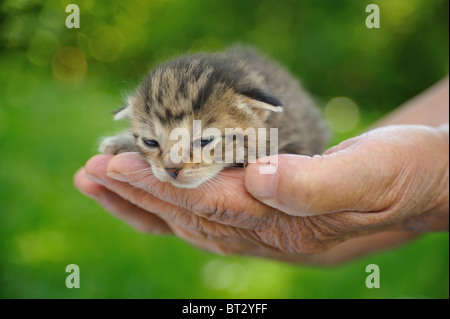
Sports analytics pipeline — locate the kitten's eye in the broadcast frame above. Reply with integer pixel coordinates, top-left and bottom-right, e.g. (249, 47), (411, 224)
(200, 136), (214, 147)
(143, 139), (159, 148)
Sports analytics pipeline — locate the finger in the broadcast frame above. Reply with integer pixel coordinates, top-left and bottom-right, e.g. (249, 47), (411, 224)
(84, 155), (202, 223)
(105, 152), (274, 228)
(84, 155), (241, 230)
(74, 166), (172, 234)
(80, 157), (267, 253)
(84, 155), (292, 255)
(74, 166), (109, 199)
(244, 139), (399, 216)
(168, 223), (260, 256)
(83, 156), (276, 253)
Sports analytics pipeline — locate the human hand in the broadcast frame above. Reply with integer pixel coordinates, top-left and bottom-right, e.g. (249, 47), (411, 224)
(74, 124), (448, 264)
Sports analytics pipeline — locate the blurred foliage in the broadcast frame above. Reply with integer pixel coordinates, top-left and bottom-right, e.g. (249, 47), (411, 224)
(0, 0), (448, 299)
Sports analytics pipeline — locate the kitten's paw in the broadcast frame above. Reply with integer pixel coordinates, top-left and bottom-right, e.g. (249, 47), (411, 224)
(99, 134), (136, 155)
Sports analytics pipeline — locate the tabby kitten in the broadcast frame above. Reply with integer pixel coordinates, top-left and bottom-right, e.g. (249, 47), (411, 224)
(100, 47), (329, 188)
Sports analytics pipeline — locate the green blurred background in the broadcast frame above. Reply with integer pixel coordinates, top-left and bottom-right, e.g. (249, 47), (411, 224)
(0, 0), (448, 299)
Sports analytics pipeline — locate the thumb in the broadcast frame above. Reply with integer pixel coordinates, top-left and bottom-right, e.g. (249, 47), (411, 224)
(244, 138), (397, 216)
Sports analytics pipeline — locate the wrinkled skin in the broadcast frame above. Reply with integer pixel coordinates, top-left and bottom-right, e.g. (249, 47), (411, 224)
(74, 124), (449, 265)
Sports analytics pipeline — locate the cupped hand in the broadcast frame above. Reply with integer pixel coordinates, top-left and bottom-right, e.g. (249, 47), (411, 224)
(74, 124), (449, 264)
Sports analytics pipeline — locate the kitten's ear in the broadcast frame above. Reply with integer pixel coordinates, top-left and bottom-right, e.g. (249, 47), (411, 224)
(236, 88), (283, 118)
(113, 105), (131, 120)
(113, 96), (135, 120)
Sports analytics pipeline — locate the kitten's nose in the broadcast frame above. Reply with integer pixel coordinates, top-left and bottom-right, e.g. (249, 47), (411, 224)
(165, 167), (182, 179)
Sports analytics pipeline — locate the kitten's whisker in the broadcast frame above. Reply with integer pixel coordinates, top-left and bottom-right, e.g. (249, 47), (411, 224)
(124, 166), (153, 174)
(217, 171), (245, 182)
(202, 177), (227, 209)
(121, 168), (157, 183)
(123, 168), (154, 179)
(212, 174), (244, 193)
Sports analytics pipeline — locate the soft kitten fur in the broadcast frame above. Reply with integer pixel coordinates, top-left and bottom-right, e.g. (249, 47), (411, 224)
(100, 46), (329, 188)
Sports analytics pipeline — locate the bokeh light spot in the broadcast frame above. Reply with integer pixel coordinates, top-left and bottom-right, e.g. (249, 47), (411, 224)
(202, 260), (250, 293)
(324, 97), (360, 133)
(88, 25), (125, 62)
(51, 46), (87, 83)
(27, 29), (59, 66)
(14, 229), (68, 265)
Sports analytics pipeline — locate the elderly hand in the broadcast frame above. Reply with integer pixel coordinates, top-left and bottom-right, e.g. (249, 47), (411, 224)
(74, 124), (448, 264)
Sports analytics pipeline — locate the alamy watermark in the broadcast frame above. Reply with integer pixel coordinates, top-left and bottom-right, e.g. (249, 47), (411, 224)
(158, 120), (279, 174)
(365, 4), (380, 29)
(169, 120), (277, 161)
(65, 264), (80, 288)
(365, 264), (380, 288)
(66, 4), (80, 29)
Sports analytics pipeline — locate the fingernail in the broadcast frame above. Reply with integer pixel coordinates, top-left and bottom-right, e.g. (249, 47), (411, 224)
(106, 171), (129, 182)
(85, 174), (105, 186)
(246, 164), (278, 198)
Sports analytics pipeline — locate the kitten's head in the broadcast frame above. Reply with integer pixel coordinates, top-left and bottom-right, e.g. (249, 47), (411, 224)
(115, 53), (282, 188)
